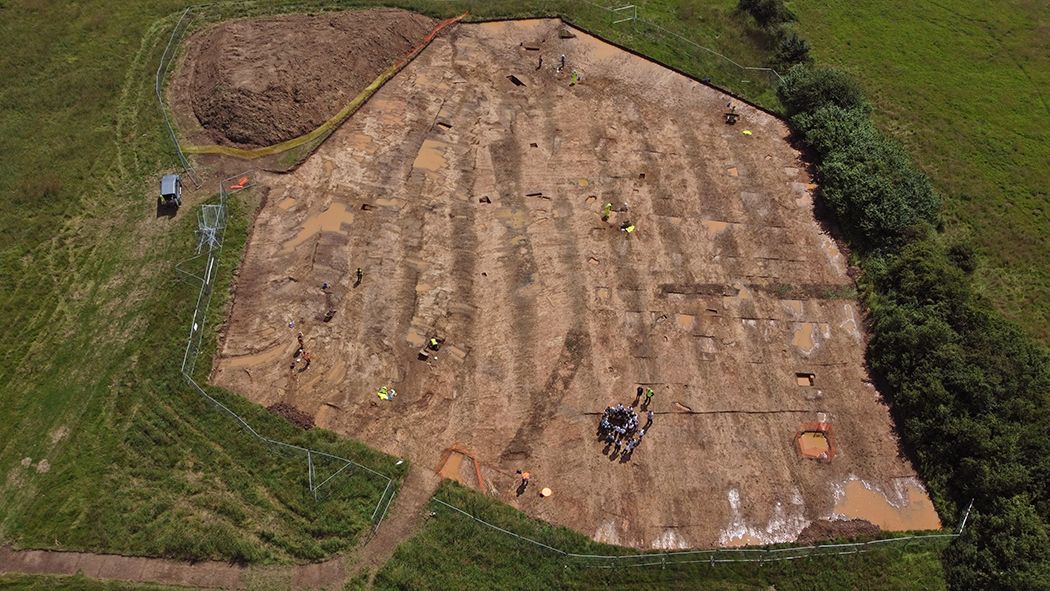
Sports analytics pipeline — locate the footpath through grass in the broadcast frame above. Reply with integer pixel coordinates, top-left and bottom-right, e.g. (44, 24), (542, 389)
(0, 575), (183, 591)
(792, 0), (1050, 340)
(368, 482), (948, 591)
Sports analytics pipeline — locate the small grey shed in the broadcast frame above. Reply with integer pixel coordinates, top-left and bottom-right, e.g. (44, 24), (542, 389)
(160, 174), (183, 207)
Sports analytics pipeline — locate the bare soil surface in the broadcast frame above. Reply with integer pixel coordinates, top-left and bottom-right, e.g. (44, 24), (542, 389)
(171, 9), (435, 147)
(795, 519), (880, 544)
(0, 544), (344, 590)
(346, 468), (441, 581)
(212, 19), (941, 549)
(0, 545), (234, 589)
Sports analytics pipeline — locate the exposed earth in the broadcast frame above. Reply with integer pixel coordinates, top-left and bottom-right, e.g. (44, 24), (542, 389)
(170, 8), (436, 147)
(210, 18), (941, 549)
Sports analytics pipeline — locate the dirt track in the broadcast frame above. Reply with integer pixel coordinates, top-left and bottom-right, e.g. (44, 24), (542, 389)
(171, 9), (435, 147)
(212, 19), (940, 549)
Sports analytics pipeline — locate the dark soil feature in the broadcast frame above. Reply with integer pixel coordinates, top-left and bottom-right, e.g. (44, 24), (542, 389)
(267, 402), (315, 430)
(176, 9), (435, 147)
(796, 519), (881, 543)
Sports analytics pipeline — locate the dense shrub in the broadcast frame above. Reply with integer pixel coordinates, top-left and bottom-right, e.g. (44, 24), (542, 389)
(944, 497), (1050, 591)
(819, 131), (940, 246)
(782, 84), (939, 247)
(737, 0), (794, 28)
(865, 239), (1050, 590)
(772, 30), (811, 69)
(790, 104), (872, 156)
(777, 64), (869, 116)
(946, 241), (979, 274)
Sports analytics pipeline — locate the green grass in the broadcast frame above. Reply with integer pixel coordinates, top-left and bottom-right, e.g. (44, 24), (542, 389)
(791, 0), (1050, 341)
(372, 482), (948, 591)
(0, 575), (186, 591)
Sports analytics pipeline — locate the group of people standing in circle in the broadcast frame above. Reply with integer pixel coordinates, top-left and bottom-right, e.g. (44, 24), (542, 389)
(598, 387), (656, 461)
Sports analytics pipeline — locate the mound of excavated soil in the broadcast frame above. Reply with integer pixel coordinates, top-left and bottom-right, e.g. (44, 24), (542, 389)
(176, 9), (435, 148)
(267, 403), (314, 430)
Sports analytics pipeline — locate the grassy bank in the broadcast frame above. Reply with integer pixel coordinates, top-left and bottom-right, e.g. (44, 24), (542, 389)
(369, 482), (948, 591)
(792, 0), (1050, 340)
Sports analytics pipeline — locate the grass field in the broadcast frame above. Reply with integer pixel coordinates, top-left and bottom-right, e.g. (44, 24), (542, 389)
(792, 0), (1050, 340)
(368, 482), (948, 591)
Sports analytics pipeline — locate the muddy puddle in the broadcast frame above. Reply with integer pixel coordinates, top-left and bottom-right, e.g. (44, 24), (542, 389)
(792, 322), (815, 351)
(277, 197), (298, 210)
(438, 450), (479, 488)
(283, 202), (355, 250)
(438, 450), (465, 480)
(798, 432), (829, 456)
(833, 479), (941, 531)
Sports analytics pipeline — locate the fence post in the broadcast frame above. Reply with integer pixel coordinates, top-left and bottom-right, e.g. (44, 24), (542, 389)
(308, 449), (316, 501)
(958, 498), (975, 533)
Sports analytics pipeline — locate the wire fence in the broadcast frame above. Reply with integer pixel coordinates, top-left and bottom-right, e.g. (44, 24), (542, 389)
(557, 0), (783, 108)
(174, 173), (398, 533)
(430, 496), (971, 568)
(155, 7), (201, 188)
(577, 0), (783, 80)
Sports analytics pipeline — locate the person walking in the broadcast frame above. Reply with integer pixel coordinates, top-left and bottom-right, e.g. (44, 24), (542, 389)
(645, 409), (654, 429)
(355, 267), (364, 287)
(601, 202), (614, 221)
(516, 469), (531, 495)
(643, 387), (655, 407)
